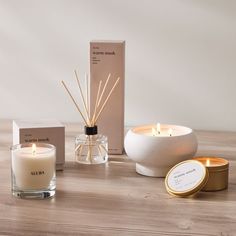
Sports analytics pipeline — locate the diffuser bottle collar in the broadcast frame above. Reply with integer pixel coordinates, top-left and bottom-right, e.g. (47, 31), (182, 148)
(84, 126), (98, 135)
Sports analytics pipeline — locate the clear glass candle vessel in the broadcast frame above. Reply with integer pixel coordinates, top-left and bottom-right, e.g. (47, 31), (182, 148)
(75, 126), (108, 164)
(11, 143), (56, 199)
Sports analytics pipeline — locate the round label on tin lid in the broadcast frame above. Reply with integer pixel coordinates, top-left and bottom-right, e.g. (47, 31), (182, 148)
(165, 160), (209, 197)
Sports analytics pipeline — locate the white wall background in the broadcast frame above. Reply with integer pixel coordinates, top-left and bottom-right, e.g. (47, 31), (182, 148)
(1, 0), (236, 131)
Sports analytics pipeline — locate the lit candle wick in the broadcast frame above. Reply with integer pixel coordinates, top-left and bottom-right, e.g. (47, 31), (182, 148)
(152, 128), (156, 136)
(157, 123), (161, 135)
(206, 159), (210, 167)
(32, 143), (36, 156)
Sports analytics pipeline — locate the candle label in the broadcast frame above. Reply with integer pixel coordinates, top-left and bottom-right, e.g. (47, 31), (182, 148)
(167, 161), (206, 192)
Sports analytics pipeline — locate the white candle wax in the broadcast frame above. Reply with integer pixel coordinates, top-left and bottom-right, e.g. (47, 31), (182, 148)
(140, 124), (186, 137)
(12, 145), (55, 190)
(146, 128), (173, 137)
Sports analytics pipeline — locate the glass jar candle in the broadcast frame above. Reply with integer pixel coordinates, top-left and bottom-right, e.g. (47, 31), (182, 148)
(75, 126), (108, 164)
(11, 143), (56, 199)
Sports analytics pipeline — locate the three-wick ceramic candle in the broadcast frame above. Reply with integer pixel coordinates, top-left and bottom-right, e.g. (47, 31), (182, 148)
(125, 123), (198, 177)
(11, 143), (56, 199)
(193, 156), (229, 191)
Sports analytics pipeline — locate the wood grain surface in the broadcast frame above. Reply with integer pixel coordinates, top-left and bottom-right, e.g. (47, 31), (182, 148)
(1, 120), (236, 236)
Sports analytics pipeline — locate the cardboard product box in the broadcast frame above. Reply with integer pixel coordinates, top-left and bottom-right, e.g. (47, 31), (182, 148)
(90, 40), (125, 154)
(13, 119), (65, 170)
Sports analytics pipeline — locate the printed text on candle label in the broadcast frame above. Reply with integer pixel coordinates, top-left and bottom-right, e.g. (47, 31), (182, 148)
(167, 162), (205, 192)
(174, 168), (196, 179)
(31, 171), (45, 176)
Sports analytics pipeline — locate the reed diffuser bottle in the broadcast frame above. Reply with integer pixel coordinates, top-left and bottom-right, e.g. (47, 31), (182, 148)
(75, 125), (108, 164)
(62, 71), (120, 164)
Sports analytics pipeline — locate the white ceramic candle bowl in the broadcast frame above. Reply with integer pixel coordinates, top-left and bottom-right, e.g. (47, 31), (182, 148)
(124, 124), (198, 177)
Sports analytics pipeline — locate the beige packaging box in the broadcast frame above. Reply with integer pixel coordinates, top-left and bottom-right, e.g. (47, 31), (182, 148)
(90, 40), (125, 154)
(13, 119), (65, 170)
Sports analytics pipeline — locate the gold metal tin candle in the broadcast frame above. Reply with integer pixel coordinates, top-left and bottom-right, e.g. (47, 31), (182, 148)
(193, 156), (229, 191)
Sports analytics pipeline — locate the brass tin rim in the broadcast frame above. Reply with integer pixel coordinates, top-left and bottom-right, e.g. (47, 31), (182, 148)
(165, 160), (209, 197)
(193, 156), (229, 171)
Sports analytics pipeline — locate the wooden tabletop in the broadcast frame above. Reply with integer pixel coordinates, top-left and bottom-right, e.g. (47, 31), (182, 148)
(1, 120), (236, 236)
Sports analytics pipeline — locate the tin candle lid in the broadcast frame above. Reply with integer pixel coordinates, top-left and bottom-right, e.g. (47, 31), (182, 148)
(165, 160), (209, 197)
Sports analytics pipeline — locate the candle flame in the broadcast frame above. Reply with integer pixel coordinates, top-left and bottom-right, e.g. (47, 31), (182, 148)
(152, 127), (156, 136)
(206, 159), (210, 167)
(157, 123), (161, 134)
(168, 128), (173, 136)
(32, 143), (36, 155)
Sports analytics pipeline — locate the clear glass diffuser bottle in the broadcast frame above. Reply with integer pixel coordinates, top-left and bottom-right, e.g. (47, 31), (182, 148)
(75, 126), (108, 164)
